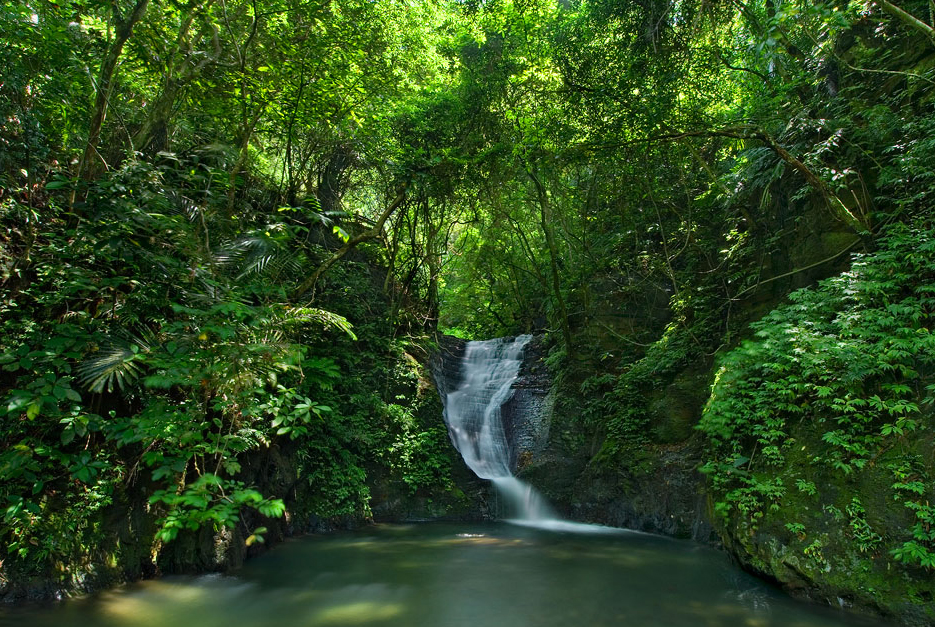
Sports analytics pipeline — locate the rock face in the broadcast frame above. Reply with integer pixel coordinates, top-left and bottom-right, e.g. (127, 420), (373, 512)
(430, 332), (715, 542)
(565, 441), (714, 542)
(517, 381), (717, 543)
(504, 202), (927, 625)
(500, 334), (553, 472)
(431, 333), (551, 475)
(429, 334), (467, 401)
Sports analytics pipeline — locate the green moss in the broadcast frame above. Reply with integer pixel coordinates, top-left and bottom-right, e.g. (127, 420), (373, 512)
(700, 223), (935, 623)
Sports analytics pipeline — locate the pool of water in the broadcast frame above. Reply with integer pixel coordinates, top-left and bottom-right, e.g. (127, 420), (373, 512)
(0, 522), (891, 627)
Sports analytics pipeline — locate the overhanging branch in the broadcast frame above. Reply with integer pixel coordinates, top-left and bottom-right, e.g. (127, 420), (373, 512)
(589, 126), (869, 233)
(294, 182), (409, 300)
(878, 0), (935, 47)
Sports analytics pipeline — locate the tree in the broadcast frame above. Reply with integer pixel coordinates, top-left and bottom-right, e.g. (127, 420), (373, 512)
(75, 0), (150, 185)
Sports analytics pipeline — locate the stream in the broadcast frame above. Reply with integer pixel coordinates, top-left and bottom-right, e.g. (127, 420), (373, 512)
(0, 522), (890, 627)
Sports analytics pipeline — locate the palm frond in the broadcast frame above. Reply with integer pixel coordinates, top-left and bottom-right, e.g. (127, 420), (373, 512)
(214, 226), (307, 282)
(214, 237), (259, 269)
(279, 306), (356, 339)
(77, 333), (151, 393)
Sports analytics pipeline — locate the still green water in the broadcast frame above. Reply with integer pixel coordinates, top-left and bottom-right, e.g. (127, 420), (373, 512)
(1, 522), (891, 627)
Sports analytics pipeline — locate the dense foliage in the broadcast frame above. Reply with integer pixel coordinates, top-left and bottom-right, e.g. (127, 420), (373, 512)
(696, 223), (935, 616)
(2, 0), (935, 616)
(701, 223), (935, 566)
(0, 0), (458, 588)
(0, 153), (458, 584)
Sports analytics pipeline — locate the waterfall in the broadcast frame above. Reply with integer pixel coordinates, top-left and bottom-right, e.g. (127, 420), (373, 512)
(442, 335), (556, 522)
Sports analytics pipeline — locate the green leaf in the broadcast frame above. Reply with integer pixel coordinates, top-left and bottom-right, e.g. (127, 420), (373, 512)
(152, 466), (174, 481)
(256, 499), (286, 518)
(333, 225), (350, 242)
(61, 428), (76, 445)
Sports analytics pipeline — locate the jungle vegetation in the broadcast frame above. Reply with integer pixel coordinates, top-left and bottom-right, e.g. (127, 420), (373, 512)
(1, 0), (933, 611)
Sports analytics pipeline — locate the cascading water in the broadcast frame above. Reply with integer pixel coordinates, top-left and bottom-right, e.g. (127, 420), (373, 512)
(442, 335), (556, 522)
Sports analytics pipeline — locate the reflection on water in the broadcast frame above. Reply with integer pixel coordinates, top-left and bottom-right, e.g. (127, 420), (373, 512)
(0, 523), (892, 627)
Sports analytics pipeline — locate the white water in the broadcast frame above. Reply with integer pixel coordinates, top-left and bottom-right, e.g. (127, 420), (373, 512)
(443, 335), (560, 523)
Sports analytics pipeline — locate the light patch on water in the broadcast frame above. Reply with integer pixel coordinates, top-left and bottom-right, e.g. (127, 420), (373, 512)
(312, 601), (405, 624)
(447, 535), (526, 546)
(99, 576), (256, 624)
(306, 583), (408, 625)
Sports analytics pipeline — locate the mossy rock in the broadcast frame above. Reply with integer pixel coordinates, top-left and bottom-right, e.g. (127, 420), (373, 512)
(647, 365), (712, 444)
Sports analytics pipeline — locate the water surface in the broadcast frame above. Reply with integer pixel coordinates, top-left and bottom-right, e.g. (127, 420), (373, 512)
(0, 522), (891, 627)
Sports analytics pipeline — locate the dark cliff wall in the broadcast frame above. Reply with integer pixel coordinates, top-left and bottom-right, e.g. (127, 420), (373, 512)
(517, 368), (717, 542)
(507, 212), (934, 625)
(429, 334), (467, 402)
(500, 335), (552, 473)
(431, 333), (550, 476)
(428, 331), (716, 541)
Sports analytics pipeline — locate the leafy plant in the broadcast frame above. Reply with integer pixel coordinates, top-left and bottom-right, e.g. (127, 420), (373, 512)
(700, 221), (935, 567)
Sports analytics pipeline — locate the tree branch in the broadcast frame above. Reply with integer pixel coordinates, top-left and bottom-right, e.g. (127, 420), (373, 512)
(590, 125), (869, 233)
(878, 0), (935, 47)
(72, 0), (150, 203)
(294, 182), (409, 300)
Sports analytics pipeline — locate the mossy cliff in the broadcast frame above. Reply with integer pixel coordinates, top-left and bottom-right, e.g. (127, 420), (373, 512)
(514, 222), (935, 625)
(699, 223), (935, 625)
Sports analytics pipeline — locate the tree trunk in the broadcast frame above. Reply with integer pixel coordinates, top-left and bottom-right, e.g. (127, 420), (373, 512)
(424, 198), (442, 329)
(226, 106), (264, 215)
(72, 0), (150, 200)
(133, 1), (219, 154)
(527, 165), (574, 358)
(318, 146), (353, 214)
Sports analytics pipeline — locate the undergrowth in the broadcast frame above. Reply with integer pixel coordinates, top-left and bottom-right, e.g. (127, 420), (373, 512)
(699, 221), (935, 571)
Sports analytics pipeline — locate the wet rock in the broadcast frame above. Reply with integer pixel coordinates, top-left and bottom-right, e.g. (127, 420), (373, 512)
(501, 334), (553, 471)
